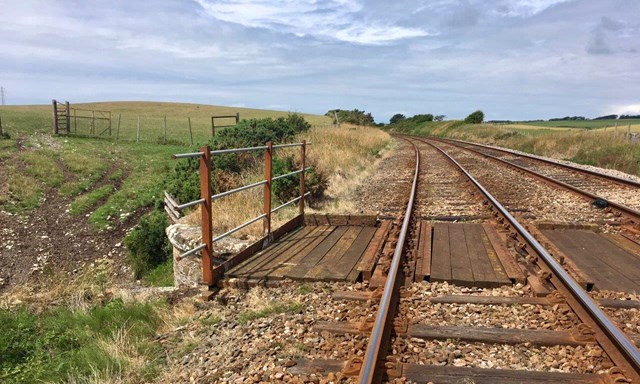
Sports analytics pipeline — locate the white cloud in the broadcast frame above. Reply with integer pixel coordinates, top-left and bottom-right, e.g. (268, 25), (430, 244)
(609, 104), (640, 116)
(194, 0), (430, 44)
(493, 0), (574, 17)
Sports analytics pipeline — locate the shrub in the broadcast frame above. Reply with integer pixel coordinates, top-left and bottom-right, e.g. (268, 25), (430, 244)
(125, 210), (172, 279)
(464, 110), (484, 124)
(389, 114), (406, 124)
(272, 155), (327, 204)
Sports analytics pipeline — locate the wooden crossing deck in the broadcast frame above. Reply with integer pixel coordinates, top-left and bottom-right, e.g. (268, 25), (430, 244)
(224, 215), (380, 284)
(541, 229), (640, 293)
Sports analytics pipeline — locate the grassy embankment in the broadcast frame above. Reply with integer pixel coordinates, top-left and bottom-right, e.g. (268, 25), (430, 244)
(0, 102), (390, 383)
(388, 119), (640, 178)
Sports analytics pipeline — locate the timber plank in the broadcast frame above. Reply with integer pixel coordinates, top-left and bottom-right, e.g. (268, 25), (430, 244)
(601, 233), (640, 261)
(431, 223), (452, 282)
(415, 221), (432, 281)
(248, 226), (328, 279)
(357, 220), (391, 280)
(227, 227), (307, 275)
(463, 224), (502, 287)
(269, 226), (336, 278)
(283, 227), (349, 280)
(448, 224), (474, 286)
(305, 226), (362, 280)
(482, 223), (526, 284)
(402, 364), (604, 384)
(429, 295), (551, 306)
(329, 226), (377, 282)
(407, 325), (594, 346)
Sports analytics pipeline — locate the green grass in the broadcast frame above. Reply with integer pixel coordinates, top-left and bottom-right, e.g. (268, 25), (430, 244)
(238, 301), (304, 325)
(0, 102), (331, 145)
(143, 260), (174, 287)
(0, 299), (164, 384)
(21, 150), (64, 188)
(69, 185), (115, 215)
(518, 119), (640, 129)
(2, 164), (43, 211)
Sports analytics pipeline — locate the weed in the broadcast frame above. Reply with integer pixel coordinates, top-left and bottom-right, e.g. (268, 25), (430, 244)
(143, 260), (174, 287)
(298, 284), (313, 295)
(125, 210), (172, 279)
(70, 185), (115, 215)
(199, 315), (222, 327)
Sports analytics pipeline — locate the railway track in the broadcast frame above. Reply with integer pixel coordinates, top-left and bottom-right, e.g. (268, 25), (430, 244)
(286, 135), (640, 383)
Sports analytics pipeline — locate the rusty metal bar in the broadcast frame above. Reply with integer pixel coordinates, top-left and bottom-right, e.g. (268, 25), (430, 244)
(212, 180), (266, 200)
(263, 141), (273, 235)
(299, 140), (306, 214)
(212, 214), (267, 243)
(199, 145), (214, 286)
(272, 192), (310, 214)
(359, 139), (420, 383)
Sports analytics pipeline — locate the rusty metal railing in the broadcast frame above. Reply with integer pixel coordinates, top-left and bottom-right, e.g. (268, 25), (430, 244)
(170, 140), (310, 286)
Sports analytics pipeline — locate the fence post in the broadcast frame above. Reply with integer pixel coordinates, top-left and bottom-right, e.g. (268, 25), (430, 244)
(91, 110), (95, 135)
(188, 117), (194, 145)
(0, 115), (3, 136)
(263, 141), (273, 236)
(235, 112), (239, 124)
(299, 140), (306, 215)
(108, 111), (112, 136)
(136, 116), (140, 143)
(52, 99), (59, 134)
(74, 107), (77, 133)
(199, 145), (214, 286)
(65, 101), (70, 133)
(211, 116), (215, 138)
(163, 115), (167, 144)
(116, 114), (121, 140)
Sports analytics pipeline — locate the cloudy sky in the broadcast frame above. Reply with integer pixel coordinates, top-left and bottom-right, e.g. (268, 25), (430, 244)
(1, 0), (639, 122)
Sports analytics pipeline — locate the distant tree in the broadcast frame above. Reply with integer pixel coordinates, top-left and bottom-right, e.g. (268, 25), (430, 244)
(620, 114), (640, 119)
(325, 109), (375, 126)
(390, 114), (406, 124)
(434, 115), (446, 122)
(464, 110), (484, 124)
(593, 114), (618, 120)
(410, 114), (433, 123)
(550, 116), (586, 121)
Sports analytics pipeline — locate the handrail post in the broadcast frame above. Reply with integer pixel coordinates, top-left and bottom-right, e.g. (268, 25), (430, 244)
(263, 141), (273, 235)
(299, 140), (306, 215)
(199, 145), (214, 286)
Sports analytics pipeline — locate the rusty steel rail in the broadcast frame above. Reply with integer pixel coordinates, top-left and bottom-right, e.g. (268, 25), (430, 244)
(359, 138), (420, 383)
(444, 137), (640, 189)
(419, 138), (640, 381)
(430, 137), (640, 221)
(171, 141), (311, 285)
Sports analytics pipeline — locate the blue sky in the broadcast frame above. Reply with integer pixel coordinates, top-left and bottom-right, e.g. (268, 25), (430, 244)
(1, 0), (639, 122)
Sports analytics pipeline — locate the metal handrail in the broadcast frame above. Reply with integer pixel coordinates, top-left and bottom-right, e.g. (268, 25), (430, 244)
(212, 180), (267, 200)
(213, 214), (267, 243)
(271, 192), (311, 214)
(173, 152), (204, 159)
(176, 243), (206, 260)
(273, 142), (311, 149)
(210, 146), (268, 155)
(272, 167), (312, 182)
(175, 198), (205, 211)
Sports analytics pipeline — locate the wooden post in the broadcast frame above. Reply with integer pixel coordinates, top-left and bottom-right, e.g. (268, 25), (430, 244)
(188, 117), (194, 145)
(0, 115), (3, 137)
(299, 140), (306, 214)
(263, 141), (273, 235)
(52, 99), (59, 134)
(116, 113), (121, 140)
(235, 112), (239, 124)
(136, 116), (140, 143)
(199, 145), (214, 286)
(74, 108), (77, 133)
(91, 110), (95, 135)
(108, 111), (112, 136)
(211, 116), (215, 137)
(163, 115), (167, 144)
(65, 101), (70, 133)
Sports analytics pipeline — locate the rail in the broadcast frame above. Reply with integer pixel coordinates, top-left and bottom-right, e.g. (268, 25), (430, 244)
(359, 138), (420, 383)
(170, 141), (311, 286)
(422, 138), (640, 381)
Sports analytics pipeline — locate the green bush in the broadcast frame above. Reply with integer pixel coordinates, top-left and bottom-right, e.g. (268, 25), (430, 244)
(125, 210), (172, 279)
(464, 110), (485, 124)
(272, 155), (327, 204)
